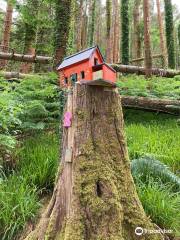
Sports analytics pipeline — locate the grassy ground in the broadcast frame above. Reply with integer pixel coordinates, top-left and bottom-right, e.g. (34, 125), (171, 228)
(0, 132), (59, 240)
(124, 109), (180, 173)
(117, 74), (180, 100)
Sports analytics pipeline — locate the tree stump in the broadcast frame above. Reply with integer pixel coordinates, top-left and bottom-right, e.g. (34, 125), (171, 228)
(25, 84), (163, 240)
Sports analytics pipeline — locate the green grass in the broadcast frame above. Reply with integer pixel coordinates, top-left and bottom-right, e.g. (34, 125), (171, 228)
(0, 131), (59, 240)
(124, 109), (180, 173)
(16, 132), (59, 190)
(137, 182), (180, 236)
(117, 74), (180, 100)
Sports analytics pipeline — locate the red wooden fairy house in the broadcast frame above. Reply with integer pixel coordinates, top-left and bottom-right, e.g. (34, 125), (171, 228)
(57, 46), (116, 88)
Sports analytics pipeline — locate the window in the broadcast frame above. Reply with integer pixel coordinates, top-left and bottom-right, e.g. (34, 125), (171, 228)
(70, 73), (77, 85)
(94, 58), (98, 66)
(81, 71), (85, 79)
(64, 77), (68, 85)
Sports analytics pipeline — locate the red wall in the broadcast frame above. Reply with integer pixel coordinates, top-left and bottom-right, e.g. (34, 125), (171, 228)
(103, 65), (116, 82)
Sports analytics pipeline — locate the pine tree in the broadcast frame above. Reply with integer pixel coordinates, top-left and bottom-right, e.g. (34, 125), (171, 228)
(143, 0), (152, 77)
(121, 0), (129, 64)
(164, 0), (175, 69)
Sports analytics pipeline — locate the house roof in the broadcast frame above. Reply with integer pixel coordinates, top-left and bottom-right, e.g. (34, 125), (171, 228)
(57, 45), (104, 70)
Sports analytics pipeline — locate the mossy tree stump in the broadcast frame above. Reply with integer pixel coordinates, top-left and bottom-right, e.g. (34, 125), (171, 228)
(25, 84), (163, 240)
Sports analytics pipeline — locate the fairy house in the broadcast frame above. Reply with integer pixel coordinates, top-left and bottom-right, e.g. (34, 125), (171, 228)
(57, 46), (116, 88)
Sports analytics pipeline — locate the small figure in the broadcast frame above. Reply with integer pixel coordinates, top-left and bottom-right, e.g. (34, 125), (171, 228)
(63, 112), (72, 128)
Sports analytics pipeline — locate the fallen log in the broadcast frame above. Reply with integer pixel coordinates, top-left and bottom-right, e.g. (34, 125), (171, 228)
(121, 95), (180, 115)
(0, 71), (35, 79)
(111, 64), (180, 78)
(0, 51), (53, 64)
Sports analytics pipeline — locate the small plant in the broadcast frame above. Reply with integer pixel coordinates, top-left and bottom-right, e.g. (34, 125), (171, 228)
(131, 155), (180, 192)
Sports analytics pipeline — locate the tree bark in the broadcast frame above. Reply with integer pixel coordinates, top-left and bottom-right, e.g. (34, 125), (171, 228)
(143, 0), (152, 77)
(89, 0), (96, 46)
(112, 0), (120, 63)
(20, 0), (39, 73)
(111, 64), (180, 77)
(54, 0), (72, 65)
(106, 0), (112, 63)
(156, 0), (168, 68)
(121, 0), (130, 65)
(0, 52), (52, 63)
(164, 0), (175, 69)
(133, 0), (142, 62)
(76, 0), (83, 51)
(0, 1), (13, 69)
(121, 96), (180, 115)
(130, 54), (163, 63)
(24, 84), (163, 240)
(0, 71), (35, 79)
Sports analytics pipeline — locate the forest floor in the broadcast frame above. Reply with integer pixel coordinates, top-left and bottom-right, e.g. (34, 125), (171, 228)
(0, 73), (180, 239)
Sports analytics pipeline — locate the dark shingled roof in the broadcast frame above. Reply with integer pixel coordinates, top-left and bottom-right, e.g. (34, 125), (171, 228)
(57, 46), (104, 70)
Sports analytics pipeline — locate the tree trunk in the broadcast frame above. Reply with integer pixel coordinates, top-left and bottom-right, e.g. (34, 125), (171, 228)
(76, 0), (83, 51)
(106, 0), (112, 62)
(156, 0), (168, 68)
(121, 96), (180, 115)
(89, 0), (96, 46)
(0, 1), (13, 69)
(20, 0), (39, 73)
(66, 0), (76, 55)
(24, 84), (163, 240)
(20, 47), (36, 73)
(112, 0), (120, 63)
(54, 0), (72, 65)
(164, 0), (175, 69)
(130, 54), (163, 63)
(143, 0), (152, 77)
(81, 1), (88, 49)
(133, 0), (142, 62)
(121, 0), (130, 64)
(177, 23), (180, 68)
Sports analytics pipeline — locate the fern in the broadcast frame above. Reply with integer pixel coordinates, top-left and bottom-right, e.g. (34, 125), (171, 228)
(131, 155), (180, 192)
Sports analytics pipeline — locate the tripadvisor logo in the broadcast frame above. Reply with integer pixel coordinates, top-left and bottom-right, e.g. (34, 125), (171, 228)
(135, 227), (144, 236)
(135, 227), (173, 236)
